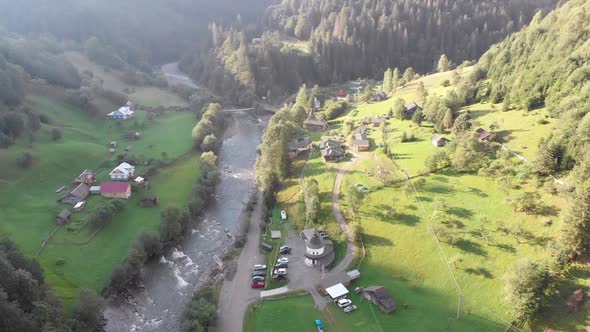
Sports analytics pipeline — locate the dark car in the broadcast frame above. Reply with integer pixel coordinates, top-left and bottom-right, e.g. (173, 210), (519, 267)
(272, 274), (287, 281)
(252, 276), (265, 282)
(252, 271), (265, 277)
(279, 245), (291, 254)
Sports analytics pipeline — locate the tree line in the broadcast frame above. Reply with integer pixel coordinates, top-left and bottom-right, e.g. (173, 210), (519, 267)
(182, 0), (558, 104)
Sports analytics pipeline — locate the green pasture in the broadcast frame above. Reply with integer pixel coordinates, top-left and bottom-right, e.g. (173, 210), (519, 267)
(0, 95), (199, 308)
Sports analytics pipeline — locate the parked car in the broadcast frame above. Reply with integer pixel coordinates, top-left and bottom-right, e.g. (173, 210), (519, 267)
(272, 274), (287, 281)
(251, 281), (265, 289)
(253, 264), (267, 270)
(252, 276), (265, 282)
(279, 245), (291, 254)
(280, 210), (287, 220)
(275, 262), (288, 268)
(343, 304), (358, 313)
(252, 271), (265, 277)
(273, 268), (287, 275)
(277, 257), (289, 264)
(315, 319), (324, 332)
(337, 298), (352, 308)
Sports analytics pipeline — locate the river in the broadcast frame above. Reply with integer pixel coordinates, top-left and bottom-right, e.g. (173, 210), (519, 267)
(104, 67), (266, 332)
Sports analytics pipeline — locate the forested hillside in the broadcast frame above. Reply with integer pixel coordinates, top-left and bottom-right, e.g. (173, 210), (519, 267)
(479, 0), (589, 178)
(0, 0), (272, 69)
(184, 0), (559, 104)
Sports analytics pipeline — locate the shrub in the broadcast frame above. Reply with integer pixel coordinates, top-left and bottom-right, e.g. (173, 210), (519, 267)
(51, 128), (62, 141)
(16, 152), (33, 169)
(441, 79), (451, 87)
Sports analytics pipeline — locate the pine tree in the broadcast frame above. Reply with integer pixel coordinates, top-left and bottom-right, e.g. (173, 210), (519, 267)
(437, 54), (450, 72)
(383, 68), (393, 93)
(295, 84), (308, 110)
(442, 109), (454, 129)
(392, 67), (401, 91)
(403, 67), (416, 82)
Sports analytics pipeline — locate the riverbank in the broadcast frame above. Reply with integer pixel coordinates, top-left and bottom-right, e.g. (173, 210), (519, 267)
(104, 112), (266, 332)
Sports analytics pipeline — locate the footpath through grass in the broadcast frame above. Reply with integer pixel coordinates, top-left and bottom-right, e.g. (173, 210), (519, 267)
(0, 95), (199, 308)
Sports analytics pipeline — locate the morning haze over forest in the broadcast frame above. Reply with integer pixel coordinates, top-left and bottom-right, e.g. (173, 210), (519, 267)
(2, 0), (590, 331)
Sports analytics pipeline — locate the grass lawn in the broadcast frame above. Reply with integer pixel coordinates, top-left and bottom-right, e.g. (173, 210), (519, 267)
(0, 95), (200, 308)
(244, 295), (336, 332)
(65, 52), (188, 107)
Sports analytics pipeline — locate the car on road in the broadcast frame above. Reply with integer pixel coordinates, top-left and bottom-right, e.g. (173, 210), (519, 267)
(280, 210), (287, 220)
(337, 298), (352, 308)
(273, 268), (287, 275)
(275, 261), (288, 268)
(279, 245), (291, 254)
(343, 304), (358, 313)
(253, 264), (267, 270)
(277, 257), (289, 264)
(251, 281), (265, 289)
(252, 271), (265, 277)
(252, 276), (265, 282)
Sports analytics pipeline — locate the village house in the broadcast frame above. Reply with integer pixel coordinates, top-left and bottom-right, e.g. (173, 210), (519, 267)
(319, 139), (345, 162)
(432, 134), (450, 147)
(300, 228), (336, 271)
(372, 92), (388, 102)
(55, 209), (72, 225)
(287, 136), (313, 158)
(107, 101), (135, 120)
(304, 119), (328, 131)
(109, 162), (135, 181)
(476, 128), (492, 141)
(352, 126), (370, 152)
(404, 101), (422, 119)
(74, 169), (95, 185)
(140, 196), (158, 208)
(335, 89), (348, 101)
(89, 186), (101, 195)
(59, 183), (90, 205)
(359, 286), (396, 313)
(100, 182), (132, 199)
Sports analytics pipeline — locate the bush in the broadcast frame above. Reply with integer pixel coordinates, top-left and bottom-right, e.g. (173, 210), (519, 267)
(16, 152), (33, 169)
(441, 79), (450, 87)
(400, 131), (415, 143)
(182, 286), (218, 332)
(51, 128), (62, 141)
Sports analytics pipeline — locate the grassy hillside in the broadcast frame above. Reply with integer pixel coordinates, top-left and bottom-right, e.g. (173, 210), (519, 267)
(251, 68), (586, 331)
(0, 94), (199, 308)
(66, 52), (188, 107)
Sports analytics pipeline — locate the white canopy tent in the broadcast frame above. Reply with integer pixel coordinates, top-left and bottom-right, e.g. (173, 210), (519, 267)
(325, 283), (349, 300)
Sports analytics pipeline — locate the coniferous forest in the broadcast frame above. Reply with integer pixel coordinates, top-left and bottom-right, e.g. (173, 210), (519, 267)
(182, 0), (559, 104)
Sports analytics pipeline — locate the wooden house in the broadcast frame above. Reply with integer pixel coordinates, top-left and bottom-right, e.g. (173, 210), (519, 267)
(55, 209), (72, 225)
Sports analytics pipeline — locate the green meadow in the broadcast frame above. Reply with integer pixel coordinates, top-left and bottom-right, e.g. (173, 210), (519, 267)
(0, 93), (199, 308)
(248, 68), (584, 331)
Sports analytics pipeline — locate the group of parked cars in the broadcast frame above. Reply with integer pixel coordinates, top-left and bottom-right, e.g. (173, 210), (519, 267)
(251, 245), (292, 288)
(336, 298), (358, 313)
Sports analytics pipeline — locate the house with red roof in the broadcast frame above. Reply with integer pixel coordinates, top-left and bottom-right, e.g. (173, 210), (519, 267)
(100, 182), (132, 199)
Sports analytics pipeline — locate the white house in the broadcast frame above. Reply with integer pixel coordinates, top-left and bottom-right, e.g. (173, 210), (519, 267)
(109, 162), (135, 181)
(107, 102), (135, 120)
